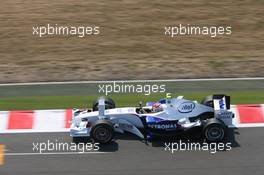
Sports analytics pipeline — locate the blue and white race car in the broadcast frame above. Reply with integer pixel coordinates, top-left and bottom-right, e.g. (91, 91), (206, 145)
(70, 95), (234, 143)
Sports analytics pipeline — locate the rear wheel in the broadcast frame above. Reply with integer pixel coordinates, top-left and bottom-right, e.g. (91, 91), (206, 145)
(91, 120), (114, 144)
(203, 118), (226, 142)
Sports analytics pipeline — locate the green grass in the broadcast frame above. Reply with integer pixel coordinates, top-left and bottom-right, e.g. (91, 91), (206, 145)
(0, 91), (263, 110)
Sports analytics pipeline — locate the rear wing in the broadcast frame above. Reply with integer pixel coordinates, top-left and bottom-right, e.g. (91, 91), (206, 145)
(213, 95), (231, 110)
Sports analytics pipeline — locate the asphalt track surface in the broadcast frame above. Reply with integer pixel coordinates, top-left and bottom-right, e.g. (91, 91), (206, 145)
(1, 127), (264, 175)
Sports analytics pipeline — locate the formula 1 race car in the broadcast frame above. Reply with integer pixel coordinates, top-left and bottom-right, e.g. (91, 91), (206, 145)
(70, 95), (234, 144)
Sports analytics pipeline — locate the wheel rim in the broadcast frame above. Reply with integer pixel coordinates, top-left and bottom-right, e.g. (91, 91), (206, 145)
(206, 126), (224, 141)
(93, 126), (111, 142)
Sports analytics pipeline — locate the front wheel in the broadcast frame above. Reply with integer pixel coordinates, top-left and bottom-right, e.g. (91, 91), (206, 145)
(91, 120), (114, 144)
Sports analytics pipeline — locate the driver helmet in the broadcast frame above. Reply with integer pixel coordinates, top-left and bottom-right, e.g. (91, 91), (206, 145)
(152, 102), (163, 112)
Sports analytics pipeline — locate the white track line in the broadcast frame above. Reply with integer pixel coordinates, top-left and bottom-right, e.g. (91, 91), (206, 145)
(0, 77), (264, 86)
(3, 152), (110, 156)
(233, 123), (264, 128)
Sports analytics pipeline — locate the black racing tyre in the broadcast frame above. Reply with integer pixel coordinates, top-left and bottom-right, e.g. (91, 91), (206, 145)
(92, 97), (115, 111)
(203, 118), (226, 142)
(201, 95), (214, 108)
(91, 120), (114, 144)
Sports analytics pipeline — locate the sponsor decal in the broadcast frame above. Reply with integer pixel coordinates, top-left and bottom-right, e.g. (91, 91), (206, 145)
(219, 98), (226, 110)
(178, 102), (195, 113)
(148, 123), (177, 130)
(217, 111), (232, 119)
